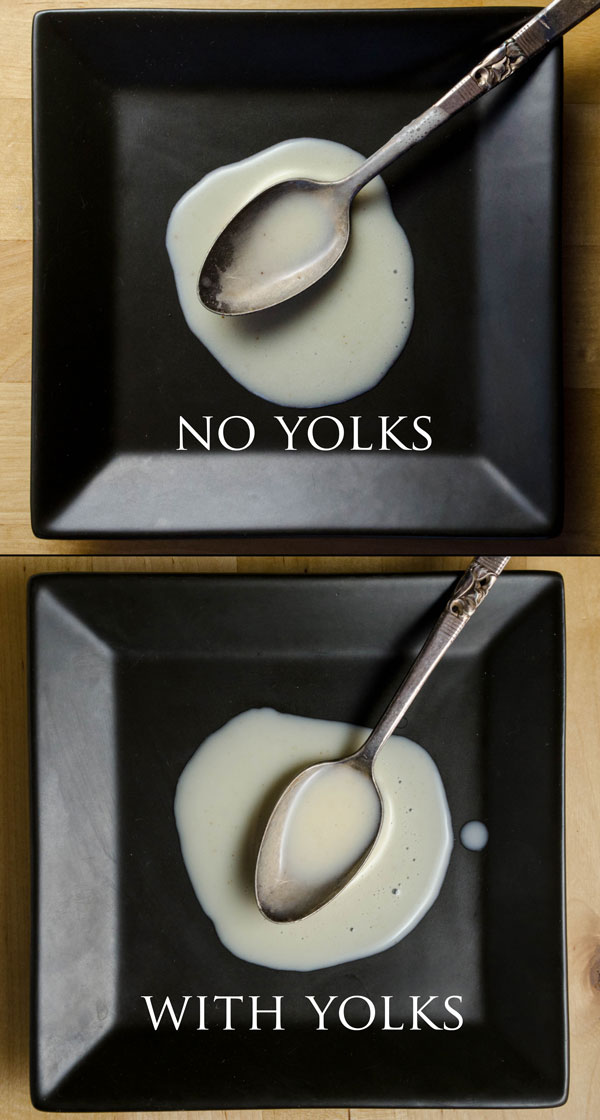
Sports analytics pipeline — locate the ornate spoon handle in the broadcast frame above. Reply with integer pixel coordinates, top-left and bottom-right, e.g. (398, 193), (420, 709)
(345, 0), (600, 194)
(357, 557), (511, 765)
(442, 0), (600, 106)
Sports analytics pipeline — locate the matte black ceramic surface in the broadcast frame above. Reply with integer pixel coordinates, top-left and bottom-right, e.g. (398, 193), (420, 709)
(29, 573), (567, 1110)
(31, 10), (561, 538)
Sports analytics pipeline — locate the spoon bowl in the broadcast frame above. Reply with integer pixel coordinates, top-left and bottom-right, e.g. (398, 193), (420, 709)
(255, 555), (510, 922)
(199, 178), (352, 315)
(255, 754), (381, 922)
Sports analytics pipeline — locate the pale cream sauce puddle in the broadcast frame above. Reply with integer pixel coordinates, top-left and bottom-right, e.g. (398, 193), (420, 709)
(166, 138), (414, 408)
(174, 708), (453, 971)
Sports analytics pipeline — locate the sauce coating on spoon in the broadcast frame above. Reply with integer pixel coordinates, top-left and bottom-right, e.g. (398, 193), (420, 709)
(167, 138), (414, 408)
(280, 763), (381, 891)
(199, 180), (345, 314)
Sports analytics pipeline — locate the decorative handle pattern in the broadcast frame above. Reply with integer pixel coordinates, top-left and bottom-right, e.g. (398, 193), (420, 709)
(448, 556), (508, 619)
(471, 40), (529, 91)
(441, 0), (600, 113)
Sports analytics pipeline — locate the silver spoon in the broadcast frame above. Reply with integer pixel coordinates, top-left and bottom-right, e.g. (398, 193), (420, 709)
(200, 0), (598, 316)
(255, 556), (510, 922)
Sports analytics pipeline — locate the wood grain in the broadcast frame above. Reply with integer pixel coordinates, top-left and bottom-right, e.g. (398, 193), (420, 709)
(0, 555), (599, 1118)
(1, 4), (599, 1116)
(0, 0), (599, 553)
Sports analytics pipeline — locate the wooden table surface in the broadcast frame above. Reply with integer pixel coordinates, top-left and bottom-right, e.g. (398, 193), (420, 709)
(1, 1), (599, 1117)
(0, 0), (599, 554)
(0, 554), (599, 1120)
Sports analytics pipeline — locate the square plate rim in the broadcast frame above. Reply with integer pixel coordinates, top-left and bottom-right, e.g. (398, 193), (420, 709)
(28, 569), (567, 1109)
(30, 7), (562, 540)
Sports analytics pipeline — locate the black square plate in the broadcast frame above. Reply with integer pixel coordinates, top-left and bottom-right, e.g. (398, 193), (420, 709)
(32, 9), (561, 539)
(29, 572), (567, 1109)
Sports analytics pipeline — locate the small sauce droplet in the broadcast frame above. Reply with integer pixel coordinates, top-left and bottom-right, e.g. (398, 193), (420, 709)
(460, 820), (488, 851)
